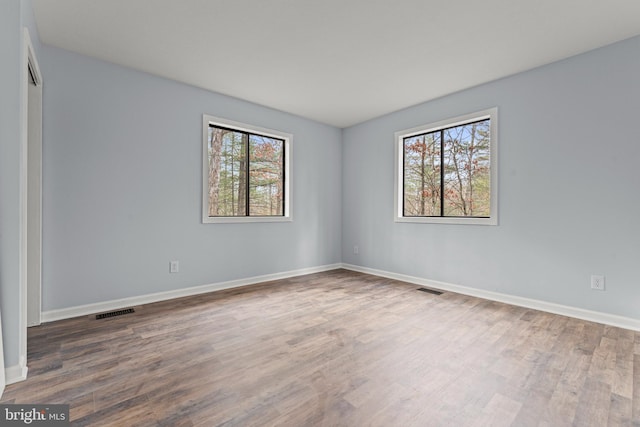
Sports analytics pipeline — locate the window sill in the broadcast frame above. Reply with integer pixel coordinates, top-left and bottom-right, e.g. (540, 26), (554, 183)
(203, 216), (292, 224)
(394, 216), (497, 225)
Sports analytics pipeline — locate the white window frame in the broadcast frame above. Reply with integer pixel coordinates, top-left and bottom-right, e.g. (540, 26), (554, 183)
(202, 114), (292, 223)
(394, 107), (498, 225)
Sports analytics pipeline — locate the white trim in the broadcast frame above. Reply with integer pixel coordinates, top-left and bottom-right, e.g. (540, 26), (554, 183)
(202, 114), (292, 223)
(5, 363), (28, 385)
(394, 107), (498, 225)
(42, 264), (341, 322)
(16, 27), (43, 385)
(39, 262), (639, 343)
(26, 46), (43, 328)
(342, 264), (640, 332)
(0, 304), (4, 396)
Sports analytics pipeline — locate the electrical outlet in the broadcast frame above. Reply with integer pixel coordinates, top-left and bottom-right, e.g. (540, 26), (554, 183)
(353, 245), (359, 254)
(170, 261), (179, 273)
(591, 275), (605, 291)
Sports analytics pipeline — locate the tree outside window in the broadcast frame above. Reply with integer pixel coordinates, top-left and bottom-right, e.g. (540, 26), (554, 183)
(203, 115), (291, 223)
(395, 108), (497, 225)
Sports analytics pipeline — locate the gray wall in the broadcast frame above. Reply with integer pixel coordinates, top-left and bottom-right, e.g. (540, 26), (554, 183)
(40, 46), (342, 310)
(342, 35), (640, 319)
(3, 5), (638, 375)
(0, 0), (41, 370)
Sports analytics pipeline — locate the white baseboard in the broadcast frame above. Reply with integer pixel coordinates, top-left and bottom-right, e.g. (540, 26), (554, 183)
(342, 263), (640, 332)
(40, 262), (640, 331)
(42, 263), (342, 323)
(5, 363), (28, 385)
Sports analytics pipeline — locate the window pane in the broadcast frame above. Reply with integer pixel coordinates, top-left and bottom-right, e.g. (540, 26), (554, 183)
(208, 127), (247, 216)
(443, 120), (490, 217)
(204, 115), (291, 223)
(403, 132), (441, 216)
(249, 135), (284, 216)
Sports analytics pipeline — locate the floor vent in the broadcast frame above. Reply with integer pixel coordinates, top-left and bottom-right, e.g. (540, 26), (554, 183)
(417, 287), (443, 295)
(96, 308), (135, 320)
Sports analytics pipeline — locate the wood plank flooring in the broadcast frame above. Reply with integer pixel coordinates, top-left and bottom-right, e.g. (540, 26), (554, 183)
(2, 269), (639, 426)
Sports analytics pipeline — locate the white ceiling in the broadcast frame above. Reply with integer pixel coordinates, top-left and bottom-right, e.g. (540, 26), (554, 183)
(32, 0), (640, 128)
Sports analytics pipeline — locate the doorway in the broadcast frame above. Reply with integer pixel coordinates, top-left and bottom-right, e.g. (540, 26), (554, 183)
(26, 42), (43, 328)
(16, 28), (43, 387)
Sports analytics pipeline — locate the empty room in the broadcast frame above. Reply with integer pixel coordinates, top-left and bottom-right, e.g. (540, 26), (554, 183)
(1, 0), (639, 425)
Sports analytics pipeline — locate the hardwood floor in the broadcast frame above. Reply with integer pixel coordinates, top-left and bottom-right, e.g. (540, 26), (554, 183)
(2, 269), (639, 426)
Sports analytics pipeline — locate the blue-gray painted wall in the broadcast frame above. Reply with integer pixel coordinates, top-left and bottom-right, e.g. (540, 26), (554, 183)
(40, 46), (343, 310)
(342, 36), (640, 318)
(1, 1), (638, 375)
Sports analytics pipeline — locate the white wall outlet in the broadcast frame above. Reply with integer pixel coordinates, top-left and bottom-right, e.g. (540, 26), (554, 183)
(170, 261), (179, 273)
(591, 275), (605, 291)
(353, 245), (359, 254)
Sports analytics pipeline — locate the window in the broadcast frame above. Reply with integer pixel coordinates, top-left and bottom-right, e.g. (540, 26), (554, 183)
(203, 115), (291, 223)
(394, 108), (498, 225)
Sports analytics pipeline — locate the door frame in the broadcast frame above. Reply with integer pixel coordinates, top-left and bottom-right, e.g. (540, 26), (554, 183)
(15, 27), (43, 385)
(26, 29), (43, 329)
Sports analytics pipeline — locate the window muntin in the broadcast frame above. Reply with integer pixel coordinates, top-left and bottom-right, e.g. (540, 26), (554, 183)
(395, 108), (497, 225)
(203, 115), (291, 223)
